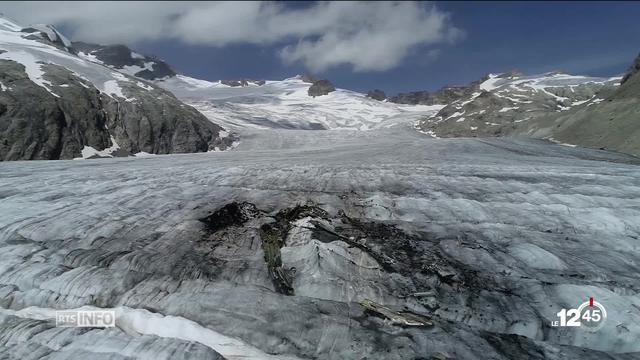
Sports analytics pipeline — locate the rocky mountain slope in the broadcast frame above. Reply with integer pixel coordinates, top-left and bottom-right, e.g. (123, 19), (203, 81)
(73, 41), (176, 80)
(405, 53), (640, 157)
(414, 72), (620, 139)
(307, 79), (335, 97)
(621, 52), (640, 84)
(64, 41), (446, 131)
(56, 34), (640, 160)
(388, 81), (482, 106)
(0, 16), (233, 160)
(15, 18), (638, 160)
(516, 53), (640, 156)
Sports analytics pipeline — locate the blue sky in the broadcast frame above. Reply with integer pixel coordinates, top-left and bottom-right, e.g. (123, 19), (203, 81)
(3, 1), (640, 95)
(137, 1), (640, 94)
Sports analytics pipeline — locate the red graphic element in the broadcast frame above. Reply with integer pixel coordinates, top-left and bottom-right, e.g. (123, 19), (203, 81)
(589, 297), (594, 307)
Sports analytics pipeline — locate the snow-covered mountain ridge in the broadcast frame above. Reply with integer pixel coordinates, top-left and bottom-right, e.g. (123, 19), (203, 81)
(0, 15), (233, 160)
(48, 36), (444, 131)
(414, 63), (640, 157)
(73, 40), (176, 80)
(51, 28), (640, 160)
(417, 71), (620, 137)
(157, 74), (445, 130)
(74, 36), (637, 158)
(2, 14), (639, 159)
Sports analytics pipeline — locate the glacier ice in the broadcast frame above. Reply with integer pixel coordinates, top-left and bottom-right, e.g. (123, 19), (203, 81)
(1, 127), (639, 359)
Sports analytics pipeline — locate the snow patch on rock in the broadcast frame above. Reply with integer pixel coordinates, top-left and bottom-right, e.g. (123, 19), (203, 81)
(75, 135), (122, 159)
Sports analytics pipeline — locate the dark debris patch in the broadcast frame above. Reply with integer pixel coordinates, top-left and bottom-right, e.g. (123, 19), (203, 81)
(256, 203), (332, 296)
(197, 201), (513, 304)
(259, 223), (295, 296)
(200, 202), (260, 233)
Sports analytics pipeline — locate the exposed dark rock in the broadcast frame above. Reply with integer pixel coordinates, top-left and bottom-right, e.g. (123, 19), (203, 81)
(72, 41), (176, 80)
(621, 52), (640, 84)
(200, 202), (260, 233)
(366, 89), (387, 101)
(299, 74), (318, 83)
(308, 79), (335, 97)
(220, 79), (265, 87)
(414, 68), (635, 156)
(21, 25), (74, 53)
(531, 60), (640, 156)
(220, 79), (243, 87)
(258, 204), (331, 295)
(414, 53), (639, 157)
(0, 60), (233, 160)
(259, 223), (294, 295)
(73, 42), (134, 67)
(498, 70), (524, 78)
(389, 85), (474, 105)
(272, 203), (329, 231)
(388, 90), (430, 105)
(110, 147), (132, 157)
(480, 332), (547, 360)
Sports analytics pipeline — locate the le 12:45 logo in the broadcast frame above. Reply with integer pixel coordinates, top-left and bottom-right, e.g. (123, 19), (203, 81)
(551, 297), (607, 331)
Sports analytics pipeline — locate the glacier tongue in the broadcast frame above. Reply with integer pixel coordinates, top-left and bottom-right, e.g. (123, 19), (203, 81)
(1, 127), (640, 359)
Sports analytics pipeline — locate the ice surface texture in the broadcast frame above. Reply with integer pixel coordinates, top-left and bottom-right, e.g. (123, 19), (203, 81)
(1, 127), (639, 359)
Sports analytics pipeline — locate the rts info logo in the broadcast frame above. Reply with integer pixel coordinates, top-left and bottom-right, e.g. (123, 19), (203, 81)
(56, 310), (116, 328)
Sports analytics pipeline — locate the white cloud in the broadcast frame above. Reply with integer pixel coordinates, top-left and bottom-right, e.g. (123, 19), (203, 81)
(0, 1), (462, 72)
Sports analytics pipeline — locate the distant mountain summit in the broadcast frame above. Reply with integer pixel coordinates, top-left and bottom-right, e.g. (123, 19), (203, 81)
(3, 13), (638, 159)
(307, 79), (335, 97)
(366, 89), (386, 101)
(389, 85), (474, 106)
(21, 24), (73, 52)
(155, 75), (444, 130)
(220, 79), (265, 87)
(72, 41), (176, 80)
(528, 53), (640, 156)
(406, 61), (640, 157)
(79, 37), (640, 157)
(621, 52), (640, 84)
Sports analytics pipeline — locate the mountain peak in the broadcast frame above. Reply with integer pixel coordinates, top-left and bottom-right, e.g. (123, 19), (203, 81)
(21, 24), (73, 51)
(297, 74), (319, 84)
(72, 41), (176, 80)
(0, 13), (23, 31)
(497, 70), (523, 78)
(621, 52), (640, 84)
(307, 79), (335, 97)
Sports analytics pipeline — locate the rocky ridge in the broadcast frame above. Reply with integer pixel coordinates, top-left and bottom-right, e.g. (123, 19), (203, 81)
(0, 16), (235, 160)
(621, 52), (640, 84)
(307, 79), (336, 97)
(414, 71), (622, 147)
(519, 54), (640, 156)
(73, 41), (176, 80)
(366, 89), (387, 101)
(220, 79), (265, 87)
